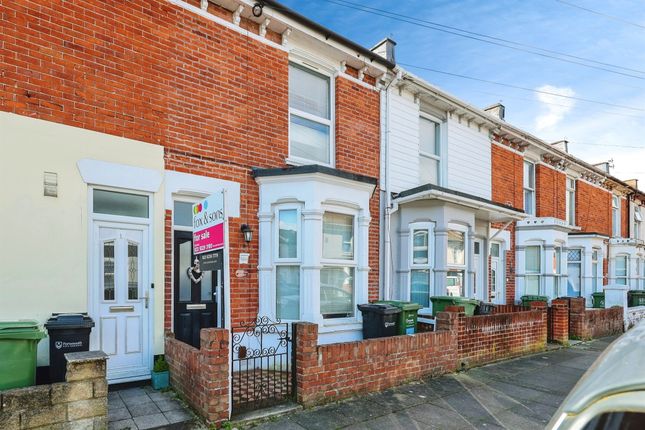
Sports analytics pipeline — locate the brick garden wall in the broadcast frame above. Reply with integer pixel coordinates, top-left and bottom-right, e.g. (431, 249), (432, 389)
(438, 304), (547, 369)
(536, 164), (566, 220)
(0, 351), (108, 430)
(294, 322), (457, 407)
(165, 329), (229, 426)
(568, 297), (623, 340)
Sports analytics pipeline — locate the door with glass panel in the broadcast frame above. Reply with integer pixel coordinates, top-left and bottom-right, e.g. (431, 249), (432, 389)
(173, 231), (219, 348)
(567, 249), (582, 297)
(96, 224), (149, 382)
(490, 242), (505, 304)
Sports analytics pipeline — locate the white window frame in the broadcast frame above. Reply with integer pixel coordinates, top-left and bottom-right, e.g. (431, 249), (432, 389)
(615, 254), (629, 285)
(634, 206), (642, 240)
(273, 204), (302, 321)
(419, 112), (443, 186)
(446, 224), (468, 297)
(612, 196), (621, 237)
(287, 59), (336, 168)
(524, 244), (543, 296)
(524, 160), (536, 216)
(408, 222), (435, 310)
(566, 177), (576, 225)
(320, 207), (358, 322)
(566, 247), (583, 298)
(591, 249), (600, 293)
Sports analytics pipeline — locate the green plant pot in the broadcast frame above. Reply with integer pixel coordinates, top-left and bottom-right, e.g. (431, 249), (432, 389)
(151, 370), (169, 390)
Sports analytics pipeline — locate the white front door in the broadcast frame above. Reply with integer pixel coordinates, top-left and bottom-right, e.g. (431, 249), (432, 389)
(93, 223), (150, 382)
(490, 242), (505, 304)
(474, 239), (485, 301)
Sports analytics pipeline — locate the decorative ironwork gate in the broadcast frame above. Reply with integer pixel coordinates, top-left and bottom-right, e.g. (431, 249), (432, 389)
(231, 316), (295, 413)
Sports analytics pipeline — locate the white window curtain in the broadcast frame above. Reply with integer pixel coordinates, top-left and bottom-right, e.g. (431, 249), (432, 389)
(447, 230), (466, 296)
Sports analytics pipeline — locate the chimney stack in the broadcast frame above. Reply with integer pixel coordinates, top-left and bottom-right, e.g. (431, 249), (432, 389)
(371, 38), (396, 64)
(551, 140), (569, 153)
(484, 103), (505, 121)
(593, 160), (614, 174)
(625, 179), (639, 189)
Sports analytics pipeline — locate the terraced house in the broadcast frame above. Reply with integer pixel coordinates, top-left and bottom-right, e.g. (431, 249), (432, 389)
(2, 0), (645, 425)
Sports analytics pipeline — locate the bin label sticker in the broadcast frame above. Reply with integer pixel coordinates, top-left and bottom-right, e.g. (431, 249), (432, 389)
(55, 340), (83, 349)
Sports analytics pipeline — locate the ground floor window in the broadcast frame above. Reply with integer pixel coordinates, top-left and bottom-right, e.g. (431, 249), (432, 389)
(592, 250), (600, 292)
(616, 255), (628, 285)
(447, 230), (466, 296)
(525, 245), (541, 295)
(409, 223), (433, 307)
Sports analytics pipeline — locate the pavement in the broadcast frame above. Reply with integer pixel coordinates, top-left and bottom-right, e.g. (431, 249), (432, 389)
(108, 386), (198, 430)
(242, 336), (618, 430)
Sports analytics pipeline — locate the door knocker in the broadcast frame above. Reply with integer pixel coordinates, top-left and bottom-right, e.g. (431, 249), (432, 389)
(187, 258), (203, 283)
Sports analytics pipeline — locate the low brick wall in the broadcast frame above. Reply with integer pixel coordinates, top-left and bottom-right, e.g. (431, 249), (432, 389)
(568, 297), (623, 339)
(438, 303), (547, 369)
(626, 306), (645, 330)
(492, 304), (528, 314)
(294, 322), (457, 407)
(0, 351), (108, 430)
(165, 330), (229, 426)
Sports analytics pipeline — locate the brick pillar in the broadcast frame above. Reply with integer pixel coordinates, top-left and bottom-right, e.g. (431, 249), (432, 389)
(528, 301), (549, 344)
(549, 298), (569, 344)
(568, 297), (586, 339)
(435, 307), (464, 333)
(200, 329), (229, 425)
(294, 322), (320, 407)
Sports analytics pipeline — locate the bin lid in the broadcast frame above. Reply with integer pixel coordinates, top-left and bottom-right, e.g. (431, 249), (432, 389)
(374, 300), (423, 311)
(430, 296), (480, 305)
(45, 313), (95, 330)
(0, 320), (47, 340)
(357, 304), (401, 315)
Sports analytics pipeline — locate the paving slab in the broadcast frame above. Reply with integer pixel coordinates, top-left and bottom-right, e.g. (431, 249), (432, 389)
(109, 386), (195, 429)
(243, 337), (614, 430)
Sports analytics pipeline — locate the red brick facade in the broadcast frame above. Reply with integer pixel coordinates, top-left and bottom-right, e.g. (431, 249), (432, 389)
(491, 144), (524, 210)
(1, 0), (381, 327)
(536, 165), (566, 220)
(622, 198), (630, 238)
(575, 181), (612, 236)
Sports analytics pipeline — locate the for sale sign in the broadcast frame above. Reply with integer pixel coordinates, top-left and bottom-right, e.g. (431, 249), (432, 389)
(192, 192), (225, 255)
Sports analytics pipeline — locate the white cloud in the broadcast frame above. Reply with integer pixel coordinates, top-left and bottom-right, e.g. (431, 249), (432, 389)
(534, 85), (576, 131)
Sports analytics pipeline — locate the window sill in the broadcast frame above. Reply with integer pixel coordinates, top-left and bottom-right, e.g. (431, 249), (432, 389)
(318, 320), (362, 333)
(285, 156), (334, 169)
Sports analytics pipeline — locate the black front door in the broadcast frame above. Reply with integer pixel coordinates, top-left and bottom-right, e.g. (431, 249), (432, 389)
(173, 231), (220, 348)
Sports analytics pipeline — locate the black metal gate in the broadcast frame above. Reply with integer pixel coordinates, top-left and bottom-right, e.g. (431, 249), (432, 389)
(231, 316), (295, 414)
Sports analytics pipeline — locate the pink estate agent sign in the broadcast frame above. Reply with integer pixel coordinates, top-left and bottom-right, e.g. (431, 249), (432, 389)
(192, 192), (225, 255)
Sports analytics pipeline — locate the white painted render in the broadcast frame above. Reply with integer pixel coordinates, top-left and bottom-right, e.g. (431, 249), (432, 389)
(0, 112), (165, 365)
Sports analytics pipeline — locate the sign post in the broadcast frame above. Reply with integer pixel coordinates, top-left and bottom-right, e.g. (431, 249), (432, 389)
(192, 191), (226, 257)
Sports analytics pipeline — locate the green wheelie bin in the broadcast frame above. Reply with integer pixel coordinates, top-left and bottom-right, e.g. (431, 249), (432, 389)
(375, 301), (422, 335)
(0, 320), (47, 390)
(591, 292), (605, 309)
(430, 296), (480, 316)
(520, 295), (548, 308)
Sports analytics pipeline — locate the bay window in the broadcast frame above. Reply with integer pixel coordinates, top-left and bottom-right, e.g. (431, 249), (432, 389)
(275, 208), (300, 320)
(612, 196), (621, 237)
(616, 255), (628, 285)
(419, 116), (441, 185)
(289, 63), (333, 165)
(447, 230), (466, 296)
(409, 224), (433, 307)
(592, 250), (600, 293)
(321, 212), (355, 319)
(524, 161), (536, 216)
(525, 245), (541, 295)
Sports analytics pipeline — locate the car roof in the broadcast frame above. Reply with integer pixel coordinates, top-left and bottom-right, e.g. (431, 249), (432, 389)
(562, 320), (645, 414)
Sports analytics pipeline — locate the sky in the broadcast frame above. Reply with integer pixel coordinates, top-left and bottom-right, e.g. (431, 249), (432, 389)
(279, 0), (645, 186)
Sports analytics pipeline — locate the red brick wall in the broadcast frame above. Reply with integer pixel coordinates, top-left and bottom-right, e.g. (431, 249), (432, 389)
(568, 297), (623, 340)
(165, 329), (229, 426)
(491, 222), (517, 304)
(576, 181), (612, 236)
(492, 145), (524, 210)
(536, 165), (566, 220)
(1, 0), (381, 327)
(294, 322), (457, 407)
(622, 198), (629, 238)
(548, 298), (569, 344)
(438, 306), (547, 369)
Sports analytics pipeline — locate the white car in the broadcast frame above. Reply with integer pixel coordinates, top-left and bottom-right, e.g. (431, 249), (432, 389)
(548, 320), (645, 429)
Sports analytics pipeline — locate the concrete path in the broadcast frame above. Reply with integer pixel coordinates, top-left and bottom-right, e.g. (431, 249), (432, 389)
(244, 336), (617, 430)
(108, 386), (197, 429)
